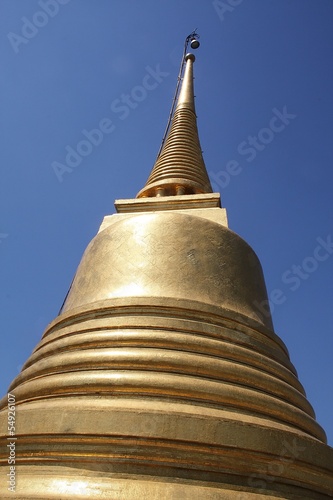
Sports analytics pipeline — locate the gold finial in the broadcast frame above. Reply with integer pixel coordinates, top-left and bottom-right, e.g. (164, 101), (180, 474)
(137, 33), (212, 198)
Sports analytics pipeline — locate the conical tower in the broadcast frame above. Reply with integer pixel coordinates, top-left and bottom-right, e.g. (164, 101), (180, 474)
(137, 52), (212, 197)
(1, 37), (332, 499)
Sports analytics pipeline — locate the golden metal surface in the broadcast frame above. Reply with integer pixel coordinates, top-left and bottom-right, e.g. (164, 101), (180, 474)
(1, 42), (333, 500)
(137, 53), (213, 197)
(60, 212), (273, 330)
(1, 295), (333, 498)
(1, 206), (333, 498)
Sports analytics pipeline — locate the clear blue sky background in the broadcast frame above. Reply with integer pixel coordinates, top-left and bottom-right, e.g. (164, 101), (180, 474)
(1, 0), (332, 445)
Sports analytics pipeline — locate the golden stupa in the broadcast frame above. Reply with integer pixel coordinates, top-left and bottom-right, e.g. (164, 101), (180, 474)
(1, 35), (332, 499)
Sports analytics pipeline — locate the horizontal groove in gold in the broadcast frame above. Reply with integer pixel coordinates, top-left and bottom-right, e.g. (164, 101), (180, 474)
(0, 434), (325, 473)
(7, 371), (325, 441)
(11, 348), (312, 416)
(49, 298), (289, 356)
(3, 435), (332, 494)
(21, 328), (305, 395)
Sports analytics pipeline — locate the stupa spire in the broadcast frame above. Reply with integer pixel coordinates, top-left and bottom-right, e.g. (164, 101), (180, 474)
(1, 33), (333, 500)
(137, 35), (212, 198)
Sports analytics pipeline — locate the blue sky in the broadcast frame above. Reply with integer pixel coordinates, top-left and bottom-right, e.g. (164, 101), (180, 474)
(1, 0), (332, 445)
